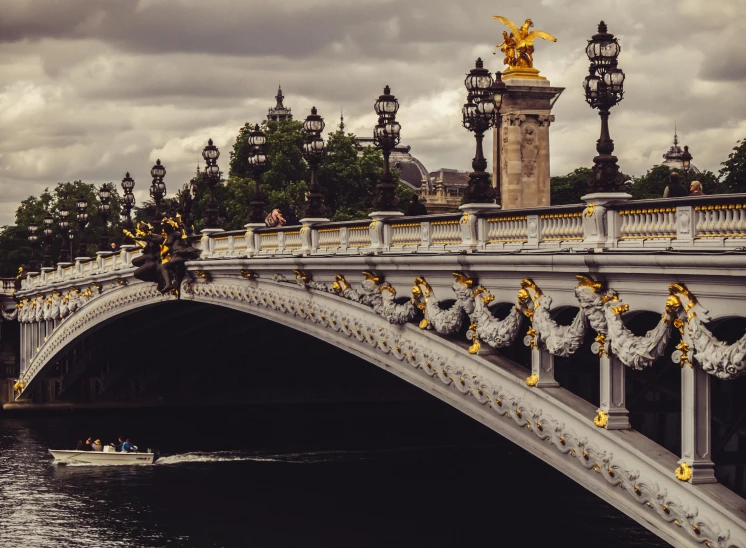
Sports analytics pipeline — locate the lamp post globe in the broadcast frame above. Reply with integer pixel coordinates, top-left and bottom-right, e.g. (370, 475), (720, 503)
(461, 58), (502, 205)
(76, 196), (89, 258)
(584, 21), (625, 193)
(247, 125), (269, 224)
(302, 107), (327, 219)
(372, 85), (401, 212)
(56, 208), (71, 263)
(27, 221), (39, 271)
(202, 138), (222, 229)
(97, 183), (113, 251)
(681, 145), (693, 183)
(149, 159), (166, 230)
(42, 212), (54, 268)
(120, 172), (136, 244)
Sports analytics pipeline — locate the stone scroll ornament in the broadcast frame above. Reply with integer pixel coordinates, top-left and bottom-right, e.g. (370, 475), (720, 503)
(414, 273), (475, 334)
(519, 278), (588, 357)
(466, 286), (526, 353)
(669, 283), (746, 380)
(518, 275), (676, 370)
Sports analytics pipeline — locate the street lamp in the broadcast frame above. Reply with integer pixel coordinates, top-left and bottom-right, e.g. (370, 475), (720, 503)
(121, 172), (136, 245)
(461, 58), (504, 204)
(57, 207), (71, 263)
(247, 124), (269, 224)
(27, 221), (39, 272)
(681, 145), (693, 183)
(372, 85), (401, 211)
(76, 195), (89, 258)
(302, 107), (326, 219)
(583, 21), (625, 193)
(42, 212), (54, 268)
(97, 183), (112, 251)
(150, 159), (167, 230)
(202, 138), (221, 229)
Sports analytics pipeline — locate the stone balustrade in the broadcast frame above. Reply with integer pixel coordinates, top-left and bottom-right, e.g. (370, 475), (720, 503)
(17, 194), (746, 292)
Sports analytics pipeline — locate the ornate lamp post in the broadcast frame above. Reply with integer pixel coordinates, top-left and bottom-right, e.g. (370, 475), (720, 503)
(121, 172), (136, 244)
(27, 221), (39, 272)
(57, 207), (71, 264)
(302, 107), (327, 219)
(150, 159), (167, 230)
(462, 58), (502, 205)
(372, 86), (401, 211)
(97, 183), (112, 251)
(681, 145), (693, 184)
(584, 21), (625, 193)
(247, 124), (269, 224)
(76, 196), (89, 258)
(42, 212), (54, 268)
(202, 139), (221, 228)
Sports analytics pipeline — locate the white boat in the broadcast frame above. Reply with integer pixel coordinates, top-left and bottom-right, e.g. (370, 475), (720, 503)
(49, 447), (156, 465)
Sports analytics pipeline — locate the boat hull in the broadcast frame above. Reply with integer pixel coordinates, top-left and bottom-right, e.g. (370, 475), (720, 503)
(49, 450), (156, 465)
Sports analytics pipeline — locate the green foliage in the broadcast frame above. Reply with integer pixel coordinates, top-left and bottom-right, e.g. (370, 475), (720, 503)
(0, 181), (122, 276)
(628, 165), (675, 200)
(550, 168), (592, 205)
(718, 139), (746, 194)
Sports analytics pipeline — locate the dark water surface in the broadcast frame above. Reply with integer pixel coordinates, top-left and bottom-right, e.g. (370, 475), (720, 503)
(0, 403), (669, 547)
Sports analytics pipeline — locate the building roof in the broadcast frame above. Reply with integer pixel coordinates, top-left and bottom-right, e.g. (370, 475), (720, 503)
(267, 86), (292, 122)
(660, 129), (700, 173)
(355, 138), (429, 190)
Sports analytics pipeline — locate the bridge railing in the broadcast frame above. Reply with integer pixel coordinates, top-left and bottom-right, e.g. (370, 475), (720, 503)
(17, 194), (746, 291)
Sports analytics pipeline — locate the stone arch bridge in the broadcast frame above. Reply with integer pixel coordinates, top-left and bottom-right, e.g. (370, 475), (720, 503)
(3, 196), (746, 547)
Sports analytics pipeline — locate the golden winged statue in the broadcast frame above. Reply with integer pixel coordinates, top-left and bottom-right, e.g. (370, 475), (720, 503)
(493, 16), (557, 79)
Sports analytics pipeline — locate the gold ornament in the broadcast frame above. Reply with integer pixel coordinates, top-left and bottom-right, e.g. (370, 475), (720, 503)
(493, 16), (556, 80)
(525, 374), (539, 387)
(675, 462), (693, 482)
(593, 410), (609, 428)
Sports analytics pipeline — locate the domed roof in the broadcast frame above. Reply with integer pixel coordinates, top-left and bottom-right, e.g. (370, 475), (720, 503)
(660, 129), (700, 173)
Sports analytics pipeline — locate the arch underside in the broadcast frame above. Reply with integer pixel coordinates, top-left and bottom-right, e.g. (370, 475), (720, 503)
(16, 278), (746, 548)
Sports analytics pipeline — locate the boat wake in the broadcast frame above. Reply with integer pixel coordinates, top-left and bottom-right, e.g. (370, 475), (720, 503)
(156, 445), (489, 466)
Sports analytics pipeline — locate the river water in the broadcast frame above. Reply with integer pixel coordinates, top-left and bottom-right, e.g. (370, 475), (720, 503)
(0, 402), (669, 547)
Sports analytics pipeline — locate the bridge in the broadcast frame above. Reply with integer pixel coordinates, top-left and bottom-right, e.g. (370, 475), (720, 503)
(2, 193), (746, 546)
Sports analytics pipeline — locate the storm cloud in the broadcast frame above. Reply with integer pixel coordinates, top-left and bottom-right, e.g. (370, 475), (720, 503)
(0, 0), (743, 224)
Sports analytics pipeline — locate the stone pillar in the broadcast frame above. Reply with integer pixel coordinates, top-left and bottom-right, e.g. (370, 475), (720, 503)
(599, 354), (630, 430)
(530, 346), (558, 388)
(680, 331), (716, 483)
(493, 81), (563, 210)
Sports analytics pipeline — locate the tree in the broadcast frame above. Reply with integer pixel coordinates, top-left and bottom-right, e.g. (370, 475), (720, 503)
(550, 168), (593, 205)
(0, 181), (122, 276)
(718, 139), (746, 194)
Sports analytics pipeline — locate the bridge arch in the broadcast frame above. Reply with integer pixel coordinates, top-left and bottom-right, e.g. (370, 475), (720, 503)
(12, 274), (746, 548)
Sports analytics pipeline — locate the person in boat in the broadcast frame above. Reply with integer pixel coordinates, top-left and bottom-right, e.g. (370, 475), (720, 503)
(81, 438), (93, 451)
(92, 439), (103, 452)
(111, 435), (125, 452)
(120, 439), (138, 453)
(75, 440), (85, 451)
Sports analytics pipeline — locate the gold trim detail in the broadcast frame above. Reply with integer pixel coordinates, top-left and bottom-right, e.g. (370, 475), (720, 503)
(593, 410), (608, 428)
(525, 374), (538, 387)
(675, 462), (692, 482)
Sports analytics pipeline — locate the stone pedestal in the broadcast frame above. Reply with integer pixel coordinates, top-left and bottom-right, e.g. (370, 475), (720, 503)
(493, 79), (563, 210)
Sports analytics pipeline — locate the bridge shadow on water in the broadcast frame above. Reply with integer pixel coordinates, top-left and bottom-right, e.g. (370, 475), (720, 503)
(5, 301), (678, 546)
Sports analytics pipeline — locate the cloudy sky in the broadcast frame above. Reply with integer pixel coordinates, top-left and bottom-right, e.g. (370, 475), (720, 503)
(0, 0), (744, 225)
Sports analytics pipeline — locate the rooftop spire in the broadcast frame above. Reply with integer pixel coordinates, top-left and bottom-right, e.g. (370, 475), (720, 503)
(267, 84), (292, 122)
(339, 108), (345, 132)
(674, 121), (678, 146)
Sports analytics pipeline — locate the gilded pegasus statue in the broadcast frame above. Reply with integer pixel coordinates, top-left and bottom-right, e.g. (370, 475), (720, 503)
(493, 16), (557, 70)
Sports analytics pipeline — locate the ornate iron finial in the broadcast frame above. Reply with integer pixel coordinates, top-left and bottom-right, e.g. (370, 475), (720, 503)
(598, 20), (608, 33)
